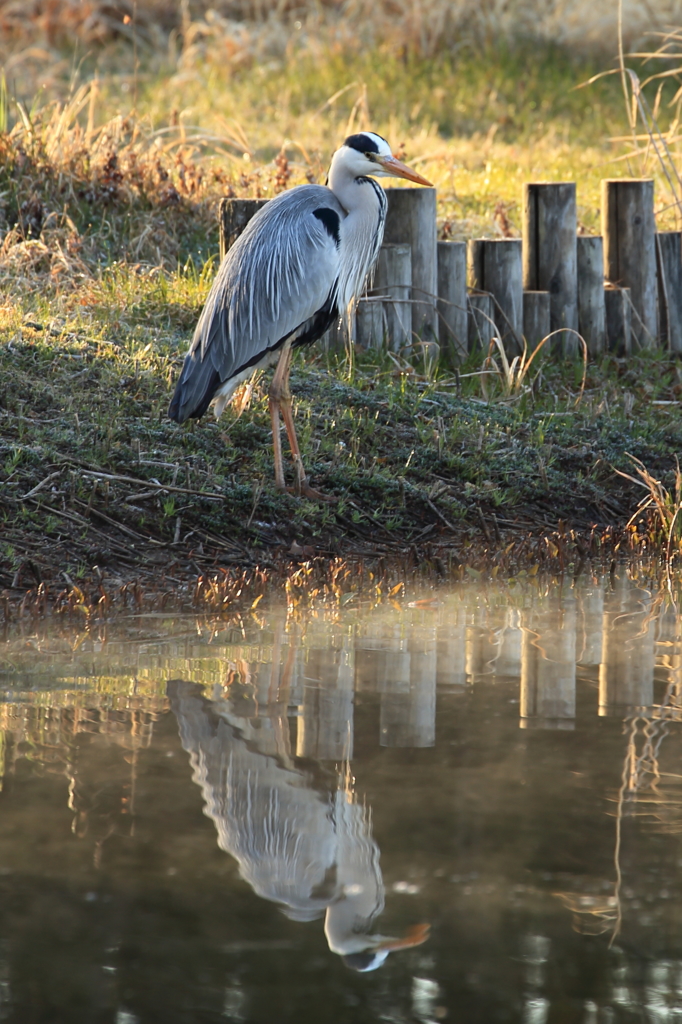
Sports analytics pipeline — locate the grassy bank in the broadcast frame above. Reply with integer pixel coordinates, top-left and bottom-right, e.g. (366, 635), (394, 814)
(1, 6), (682, 611)
(2, 267), (682, 608)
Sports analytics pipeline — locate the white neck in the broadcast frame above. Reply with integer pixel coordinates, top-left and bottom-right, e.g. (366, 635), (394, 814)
(327, 150), (376, 213)
(327, 153), (387, 313)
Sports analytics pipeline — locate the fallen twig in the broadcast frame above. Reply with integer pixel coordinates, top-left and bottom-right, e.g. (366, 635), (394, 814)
(79, 469), (225, 501)
(22, 471), (62, 500)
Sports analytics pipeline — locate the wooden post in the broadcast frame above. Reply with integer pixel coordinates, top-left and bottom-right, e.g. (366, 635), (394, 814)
(657, 231), (682, 353)
(523, 183), (578, 355)
(468, 291), (495, 350)
(523, 291), (550, 352)
(219, 197), (269, 260)
(601, 178), (658, 348)
(319, 315), (349, 355)
(576, 235), (606, 356)
(437, 241), (468, 362)
(468, 239), (523, 353)
(372, 243), (411, 352)
(604, 284), (632, 354)
(355, 298), (384, 350)
(384, 187), (438, 342)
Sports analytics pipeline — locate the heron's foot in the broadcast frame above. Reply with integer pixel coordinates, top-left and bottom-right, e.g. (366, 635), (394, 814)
(298, 480), (338, 503)
(289, 456), (337, 502)
(275, 478), (337, 502)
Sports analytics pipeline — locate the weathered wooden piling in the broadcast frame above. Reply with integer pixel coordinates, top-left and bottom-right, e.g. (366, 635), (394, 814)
(355, 298), (384, 350)
(468, 239), (523, 352)
(576, 235), (606, 356)
(601, 178), (657, 348)
(319, 315), (348, 354)
(522, 291), (551, 352)
(467, 291), (495, 350)
(523, 183), (578, 355)
(436, 241), (468, 362)
(219, 197), (269, 260)
(656, 231), (682, 353)
(384, 187), (438, 342)
(604, 284), (632, 354)
(373, 242), (412, 352)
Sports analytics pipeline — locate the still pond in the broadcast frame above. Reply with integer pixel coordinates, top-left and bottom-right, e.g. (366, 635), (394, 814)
(1, 572), (681, 1023)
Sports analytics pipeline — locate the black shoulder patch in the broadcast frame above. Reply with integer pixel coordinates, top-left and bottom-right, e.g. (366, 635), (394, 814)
(344, 132), (381, 154)
(313, 207), (341, 247)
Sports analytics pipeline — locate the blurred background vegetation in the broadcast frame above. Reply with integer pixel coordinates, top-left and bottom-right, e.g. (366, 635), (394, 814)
(1, 0), (681, 282)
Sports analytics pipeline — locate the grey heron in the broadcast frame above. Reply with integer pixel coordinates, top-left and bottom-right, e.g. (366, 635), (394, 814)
(167, 680), (429, 970)
(168, 133), (432, 498)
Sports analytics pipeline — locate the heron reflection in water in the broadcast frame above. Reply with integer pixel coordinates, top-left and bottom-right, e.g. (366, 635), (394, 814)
(168, 680), (428, 971)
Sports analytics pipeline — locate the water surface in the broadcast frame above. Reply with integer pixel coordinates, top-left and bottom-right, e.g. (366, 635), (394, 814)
(1, 572), (681, 1023)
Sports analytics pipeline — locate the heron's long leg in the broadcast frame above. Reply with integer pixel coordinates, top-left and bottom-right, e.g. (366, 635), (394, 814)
(279, 398), (308, 495)
(269, 341), (293, 492)
(270, 340), (335, 501)
(280, 398), (336, 501)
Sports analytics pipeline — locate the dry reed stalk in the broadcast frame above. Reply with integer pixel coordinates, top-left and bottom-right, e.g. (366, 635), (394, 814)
(482, 329), (587, 403)
(0, 83), (257, 292)
(580, 0), (682, 229)
(617, 455), (682, 567)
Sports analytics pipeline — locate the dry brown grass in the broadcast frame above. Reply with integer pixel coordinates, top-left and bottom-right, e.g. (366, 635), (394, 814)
(0, 0), (678, 57)
(0, 80), (301, 295)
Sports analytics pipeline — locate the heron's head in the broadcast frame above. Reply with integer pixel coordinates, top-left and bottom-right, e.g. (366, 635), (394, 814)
(336, 132), (432, 186)
(339, 923), (431, 972)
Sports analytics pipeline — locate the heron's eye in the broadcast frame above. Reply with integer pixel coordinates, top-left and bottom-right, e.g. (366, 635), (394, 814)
(364, 152), (377, 161)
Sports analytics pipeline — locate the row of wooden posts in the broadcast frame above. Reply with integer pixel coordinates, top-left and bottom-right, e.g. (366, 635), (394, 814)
(220, 178), (682, 360)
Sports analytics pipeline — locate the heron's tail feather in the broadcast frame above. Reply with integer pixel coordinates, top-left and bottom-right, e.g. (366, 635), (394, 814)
(168, 350), (221, 423)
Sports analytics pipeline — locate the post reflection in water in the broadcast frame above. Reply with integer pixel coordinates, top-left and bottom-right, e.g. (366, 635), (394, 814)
(520, 592), (577, 729)
(576, 582), (604, 667)
(380, 628), (437, 748)
(168, 669), (428, 972)
(599, 575), (655, 714)
(436, 606), (467, 692)
(297, 637), (354, 761)
(465, 604), (502, 681)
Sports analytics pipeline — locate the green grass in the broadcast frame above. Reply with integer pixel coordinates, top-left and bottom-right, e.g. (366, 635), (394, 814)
(2, 261), (682, 592)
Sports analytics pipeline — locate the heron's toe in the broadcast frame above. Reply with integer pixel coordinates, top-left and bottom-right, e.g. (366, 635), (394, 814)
(292, 481), (338, 503)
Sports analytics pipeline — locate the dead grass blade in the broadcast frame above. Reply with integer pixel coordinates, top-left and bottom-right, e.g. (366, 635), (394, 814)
(616, 455), (682, 567)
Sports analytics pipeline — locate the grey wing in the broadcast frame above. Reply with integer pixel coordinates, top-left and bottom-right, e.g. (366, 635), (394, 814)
(167, 682), (338, 921)
(169, 185), (344, 423)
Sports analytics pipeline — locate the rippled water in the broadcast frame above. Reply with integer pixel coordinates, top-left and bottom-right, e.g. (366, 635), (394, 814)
(1, 572), (682, 1022)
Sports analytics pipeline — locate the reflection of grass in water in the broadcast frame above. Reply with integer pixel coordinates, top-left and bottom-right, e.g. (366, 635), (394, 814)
(597, 671), (682, 943)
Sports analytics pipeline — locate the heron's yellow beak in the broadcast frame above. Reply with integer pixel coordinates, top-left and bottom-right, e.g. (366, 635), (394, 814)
(375, 923), (431, 951)
(376, 155), (433, 187)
